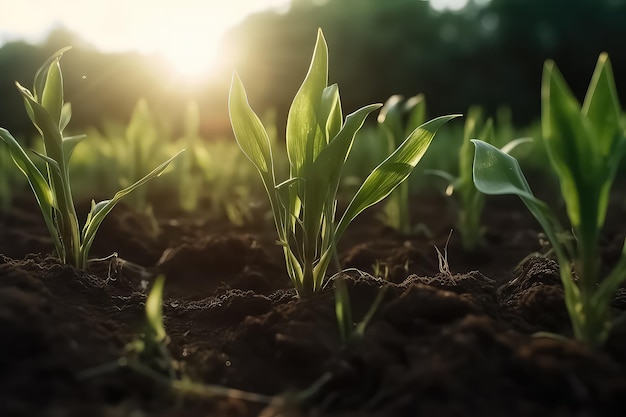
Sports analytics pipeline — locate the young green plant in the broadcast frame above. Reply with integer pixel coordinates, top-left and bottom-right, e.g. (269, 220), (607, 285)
(0, 48), (182, 268)
(430, 107), (530, 251)
(472, 53), (626, 347)
(229, 29), (458, 298)
(80, 275), (272, 404)
(377, 94), (426, 234)
(334, 272), (388, 344)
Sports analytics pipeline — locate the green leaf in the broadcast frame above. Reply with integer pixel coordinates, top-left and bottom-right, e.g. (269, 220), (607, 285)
(228, 73), (275, 183)
(62, 134), (88, 165)
(33, 46), (71, 101)
(403, 94), (426, 137)
(541, 61), (591, 228)
(60, 102), (72, 132)
(499, 137), (533, 155)
(354, 285), (388, 338)
(146, 275), (167, 343)
(31, 150), (62, 178)
(321, 84), (342, 143)
(16, 82), (64, 166)
(471, 139), (564, 259)
(286, 28), (328, 175)
(336, 114), (459, 240)
(582, 53), (622, 157)
(377, 95), (405, 144)
(79, 150), (184, 268)
(302, 104), (381, 272)
(41, 58), (64, 126)
(472, 140), (537, 200)
(580, 54), (626, 228)
(0, 128), (61, 254)
(334, 277), (353, 344)
(312, 103), (382, 202)
(425, 169), (457, 189)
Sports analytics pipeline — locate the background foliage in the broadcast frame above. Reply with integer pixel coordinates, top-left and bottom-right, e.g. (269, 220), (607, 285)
(1, 0), (624, 141)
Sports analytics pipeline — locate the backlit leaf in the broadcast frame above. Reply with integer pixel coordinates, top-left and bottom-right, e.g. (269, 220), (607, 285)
(228, 73), (274, 183)
(80, 150), (184, 268)
(286, 28), (328, 175)
(472, 139), (563, 258)
(336, 114), (459, 240)
(146, 275), (167, 343)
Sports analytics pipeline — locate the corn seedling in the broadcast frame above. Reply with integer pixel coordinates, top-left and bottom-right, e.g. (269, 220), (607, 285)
(472, 53), (626, 347)
(334, 272), (388, 344)
(78, 275), (272, 403)
(229, 29), (459, 298)
(123, 274), (178, 380)
(377, 94), (426, 234)
(0, 48), (182, 268)
(430, 107), (530, 251)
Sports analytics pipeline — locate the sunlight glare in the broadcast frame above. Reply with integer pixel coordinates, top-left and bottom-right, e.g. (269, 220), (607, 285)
(0, 0), (293, 81)
(429, 0), (469, 11)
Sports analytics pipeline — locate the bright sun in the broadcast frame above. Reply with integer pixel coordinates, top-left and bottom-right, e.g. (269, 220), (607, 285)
(159, 42), (220, 79)
(0, 0), (292, 81)
(132, 17), (227, 82)
(0, 0), (474, 81)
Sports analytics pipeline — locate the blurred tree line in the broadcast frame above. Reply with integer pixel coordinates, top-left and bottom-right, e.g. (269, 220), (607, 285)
(1, 0), (625, 141)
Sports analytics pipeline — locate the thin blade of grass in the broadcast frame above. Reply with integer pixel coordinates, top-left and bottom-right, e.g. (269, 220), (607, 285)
(79, 150), (184, 267)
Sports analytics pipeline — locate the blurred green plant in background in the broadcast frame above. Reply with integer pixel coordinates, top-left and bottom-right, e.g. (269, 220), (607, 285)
(376, 94), (426, 234)
(428, 106), (531, 251)
(69, 98), (269, 229)
(0, 143), (27, 213)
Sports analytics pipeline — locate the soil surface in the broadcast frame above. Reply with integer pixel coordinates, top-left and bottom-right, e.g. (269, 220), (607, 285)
(1, 190), (626, 417)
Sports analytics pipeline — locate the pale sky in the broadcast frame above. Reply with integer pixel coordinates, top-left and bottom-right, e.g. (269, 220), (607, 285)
(1, 0), (468, 79)
(1, 0), (293, 78)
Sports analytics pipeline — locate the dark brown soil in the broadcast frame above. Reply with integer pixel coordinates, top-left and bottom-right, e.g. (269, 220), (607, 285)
(1, 192), (625, 417)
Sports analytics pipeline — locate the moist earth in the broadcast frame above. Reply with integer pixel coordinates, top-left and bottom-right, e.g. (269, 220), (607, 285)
(1, 192), (625, 417)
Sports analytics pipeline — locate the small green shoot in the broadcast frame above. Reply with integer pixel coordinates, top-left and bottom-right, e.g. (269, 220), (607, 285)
(126, 274), (176, 379)
(229, 29), (459, 297)
(472, 53), (626, 347)
(0, 49), (182, 268)
(333, 272), (388, 345)
(80, 275), (272, 404)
